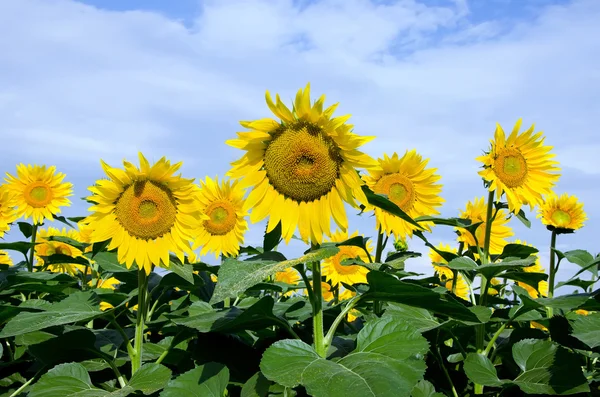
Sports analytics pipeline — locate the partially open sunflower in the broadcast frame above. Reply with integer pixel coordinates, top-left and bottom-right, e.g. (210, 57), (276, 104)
(0, 250), (12, 266)
(86, 153), (204, 274)
(457, 197), (514, 255)
(35, 227), (87, 275)
(226, 83), (377, 244)
(0, 186), (17, 238)
(4, 164), (72, 225)
(538, 193), (586, 232)
(477, 119), (560, 213)
(363, 150), (444, 238)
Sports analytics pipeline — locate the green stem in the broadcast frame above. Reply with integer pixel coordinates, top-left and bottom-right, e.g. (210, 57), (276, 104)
(297, 265), (315, 304)
(324, 296), (360, 351)
(483, 321), (509, 357)
(311, 261), (326, 358)
(110, 316), (135, 358)
(547, 230), (557, 318)
(131, 269), (149, 374)
(9, 367), (46, 397)
(374, 228), (385, 315)
(434, 330), (459, 397)
(84, 348), (127, 388)
(28, 224), (38, 273)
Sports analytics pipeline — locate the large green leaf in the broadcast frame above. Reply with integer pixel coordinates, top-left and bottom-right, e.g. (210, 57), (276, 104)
(159, 363), (229, 397)
(497, 243), (538, 259)
(240, 372), (270, 397)
(0, 291), (104, 337)
(446, 257), (477, 270)
(210, 246), (339, 304)
(570, 312), (600, 348)
(463, 353), (505, 387)
(363, 271), (480, 323)
(512, 339), (589, 395)
(557, 249), (599, 277)
(128, 363), (172, 395)
(476, 256), (537, 279)
(261, 317), (428, 397)
(28, 362), (111, 397)
(383, 303), (441, 332)
(411, 380), (447, 397)
(362, 185), (421, 229)
(91, 252), (134, 273)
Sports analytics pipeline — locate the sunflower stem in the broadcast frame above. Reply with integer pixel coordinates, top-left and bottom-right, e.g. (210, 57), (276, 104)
(374, 227), (385, 315)
(131, 269), (148, 374)
(311, 261), (326, 358)
(547, 230), (557, 318)
(27, 223), (38, 273)
(324, 296), (360, 351)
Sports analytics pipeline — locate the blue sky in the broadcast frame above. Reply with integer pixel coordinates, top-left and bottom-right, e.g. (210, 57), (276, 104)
(1, 0), (598, 290)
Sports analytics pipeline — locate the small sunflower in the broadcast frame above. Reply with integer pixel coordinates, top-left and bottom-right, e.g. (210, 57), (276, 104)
(274, 267), (301, 297)
(0, 250), (13, 266)
(86, 153), (204, 274)
(193, 176), (248, 258)
(36, 227), (88, 275)
(322, 230), (372, 287)
(538, 193), (587, 232)
(0, 186), (18, 238)
(4, 164), (73, 225)
(457, 197), (514, 255)
(444, 274), (470, 301)
(429, 243), (456, 281)
(476, 119), (560, 213)
(363, 150), (444, 238)
(514, 239), (548, 298)
(306, 281), (335, 302)
(226, 83), (377, 244)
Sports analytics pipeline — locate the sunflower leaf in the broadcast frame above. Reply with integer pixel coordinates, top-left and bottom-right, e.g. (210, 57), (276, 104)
(209, 246), (339, 304)
(17, 222), (33, 239)
(160, 363), (229, 397)
(0, 241), (34, 255)
(361, 185), (422, 229)
(263, 221), (282, 252)
(414, 216), (472, 228)
(28, 362), (110, 397)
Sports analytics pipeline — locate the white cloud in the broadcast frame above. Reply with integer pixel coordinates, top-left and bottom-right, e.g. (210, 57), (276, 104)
(0, 0), (598, 289)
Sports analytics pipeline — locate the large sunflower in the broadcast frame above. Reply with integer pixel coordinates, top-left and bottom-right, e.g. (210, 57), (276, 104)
(0, 186), (18, 238)
(457, 197), (514, 255)
(538, 193), (586, 232)
(476, 119), (560, 213)
(4, 164), (73, 225)
(35, 227), (88, 275)
(193, 176), (248, 258)
(0, 250), (13, 266)
(86, 153), (204, 275)
(322, 230), (372, 287)
(226, 83), (378, 244)
(363, 150), (444, 238)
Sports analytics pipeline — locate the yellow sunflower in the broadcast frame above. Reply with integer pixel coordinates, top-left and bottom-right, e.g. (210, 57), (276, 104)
(476, 119), (560, 213)
(92, 277), (123, 311)
(363, 150), (444, 238)
(514, 239), (548, 298)
(457, 197), (514, 255)
(322, 230), (372, 287)
(429, 243), (456, 281)
(86, 153), (204, 275)
(306, 281), (335, 302)
(0, 186), (18, 238)
(35, 227), (88, 275)
(0, 250), (13, 266)
(4, 164), (73, 225)
(538, 193), (587, 231)
(226, 83), (378, 244)
(444, 274), (470, 301)
(193, 176), (248, 258)
(274, 267), (301, 297)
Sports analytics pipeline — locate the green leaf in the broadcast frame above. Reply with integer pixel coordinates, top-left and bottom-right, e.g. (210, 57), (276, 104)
(159, 363), (229, 397)
(383, 303), (441, 332)
(555, 278), (596, 291)
(498, 243), (538, 259)
(0, 291), (104, 337)
(210, 246), (339, 304)
(512, 339), (590, 395)
(54, 215), (75, 228)
(263, 222), (282, 252)
(560, 250), (599, 277)
(411, 380), (447, 397)
(476, 256), (536, 279)
(536, 294), (591, 311)
(414, 216), (471, 228)
(128, 363), (172, 395)
(0, 241), (33, 255)
(502, 271), (548, 288)
(91, 252), (134, 273)
(43, 254), (91, 267)
(47, 236), (89, 251)
(571, 312), (600, 348)
(356, 316), (429, 359)
(28, 362), (108, 397)
(362, 185), (422, 229)
(363, 271), (480, 323)
(18, 222), (33, 238)
(463, 353), (505, 387)
(446, 257), (477, 270)
(168, 262), (194, 285)
(240, 372), (271, 397)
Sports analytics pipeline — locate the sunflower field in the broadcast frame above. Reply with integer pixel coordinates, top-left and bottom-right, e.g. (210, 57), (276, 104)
(0, 84), (598, 397)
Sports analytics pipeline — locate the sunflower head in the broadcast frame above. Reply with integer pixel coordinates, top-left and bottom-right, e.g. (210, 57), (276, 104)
(429, 243), (456, 281)
(476, 119), (560, 213)
(86, 153), (203, 274)
(0, 185), (18, 239)
(4, 164), (73, 225)
(538, 193), (586, 233)
(36, 227), (87, 275)
(456, 197), (514, 256)
(226, 83), (378, 245)
(363, 150), (444, 238)
(274, 267), (301, 297)
(444, 274), (470, 301)
(322, 230), (372, 287)
(0, 250), (13, 266)
(193, 176), (248, 259)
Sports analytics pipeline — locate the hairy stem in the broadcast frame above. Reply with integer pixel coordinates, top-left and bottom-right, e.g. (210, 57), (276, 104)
(311, 261), (326, 358)
(28, 224), (38, 273)
(131, 269), (149, 374)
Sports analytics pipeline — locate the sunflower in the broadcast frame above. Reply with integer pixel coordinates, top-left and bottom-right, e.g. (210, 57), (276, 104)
(514, 239), (548, 298)
(538, 193), (587, 232)
(457, 197), (514, 255)
(4, 164), (73, 225)
(476, 119), (560, 213)
(306, 281), (335, 302)
(226, 83), (377, 244)
(444, 274), (470, 301)
(363, 150), (444, 238)
(35, 227), (88, 275)
(0, 250), (13, 266)
(274, 267), (301, 297)
(0, 186), (18, 238)
(322, 230), (372, 287)
(92, 278), (122, 311)
(193, 176), (248, 258)
(86, 153), (204, 275)
(429, 243), (456, 280)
